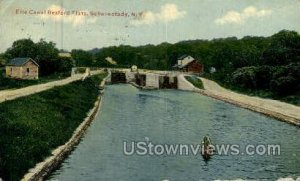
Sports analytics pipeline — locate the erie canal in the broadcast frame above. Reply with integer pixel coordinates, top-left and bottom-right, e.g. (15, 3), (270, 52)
(48, 84), (300, 180)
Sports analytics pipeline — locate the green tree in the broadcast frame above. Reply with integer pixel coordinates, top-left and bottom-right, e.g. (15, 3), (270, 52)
(56, 57), (73, 75)
(35, 39), (59, 76)
(5, 39), (36, 59)
(262, 30), (300, 65)
(270, 76), (298, 96)
(71, 49), (93, 67)
(232, 66), (258, 89)
(0, 53), (6, 67)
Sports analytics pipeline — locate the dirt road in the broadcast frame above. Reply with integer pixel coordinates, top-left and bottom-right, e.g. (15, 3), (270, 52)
(0, 70), (103, 103)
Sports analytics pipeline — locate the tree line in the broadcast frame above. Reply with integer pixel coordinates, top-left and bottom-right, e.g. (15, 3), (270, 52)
(1, 39), (73, 76)
(1, 30), (299, 97)
(71, 30), (299, 97)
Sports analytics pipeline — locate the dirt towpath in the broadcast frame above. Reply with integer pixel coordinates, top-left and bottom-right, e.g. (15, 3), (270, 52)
(0, 70), (103, 103)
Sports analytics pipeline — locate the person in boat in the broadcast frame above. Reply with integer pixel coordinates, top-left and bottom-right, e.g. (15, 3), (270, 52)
(203, 136), (211, 146)
(202, 135), (214, 158)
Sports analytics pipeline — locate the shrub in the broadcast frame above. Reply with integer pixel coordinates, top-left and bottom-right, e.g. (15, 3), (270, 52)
(185, 76), (204, 89)
(232, 66), (257, 89)
(270, 76), (298, 96)
(255, 66), (274, 89)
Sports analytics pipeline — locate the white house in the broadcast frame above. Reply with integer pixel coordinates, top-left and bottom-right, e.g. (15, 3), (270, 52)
(177, 55), (195, 67)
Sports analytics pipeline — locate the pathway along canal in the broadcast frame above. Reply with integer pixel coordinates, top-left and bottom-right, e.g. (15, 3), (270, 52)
(48, 84), (300, 180)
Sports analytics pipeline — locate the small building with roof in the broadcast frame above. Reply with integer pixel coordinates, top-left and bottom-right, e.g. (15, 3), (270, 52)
(6, 57), (39, 79)
(58, 52), (72, 58)
(131, 65), (138, 72)
(173, 55), (204, 74)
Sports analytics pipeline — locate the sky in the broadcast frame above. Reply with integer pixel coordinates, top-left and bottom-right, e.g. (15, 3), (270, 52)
(0, 0), (299, 53)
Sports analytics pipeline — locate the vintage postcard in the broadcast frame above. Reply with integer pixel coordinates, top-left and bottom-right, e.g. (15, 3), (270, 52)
(0, 0), (299, 181)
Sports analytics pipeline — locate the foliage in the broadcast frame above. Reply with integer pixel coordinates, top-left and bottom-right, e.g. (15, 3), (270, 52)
(34, 40), (59, 76)
(232, 66), (258, 89)
(4, 39), (37, 59)
(55, 56), (74, 74)
(270, 76), (297, 96)
(255, 66), (274, 89)
(262, 30), (300, 65)
(88, 36), (270, 71)
(65, 30), (300, 103)
(0, 73), (106, 181)
(231, 63), (299, 96)
(0, 54), (6, 67)
(2, 29), (299, 102)
(71, 49), (93, 67)
(4, 39), (71, 76)
(185, 76), (204, 89)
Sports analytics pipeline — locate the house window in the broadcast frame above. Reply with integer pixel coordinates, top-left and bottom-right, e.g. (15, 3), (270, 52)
(26, 68), (30, 75)
(10, 68), (12, 75)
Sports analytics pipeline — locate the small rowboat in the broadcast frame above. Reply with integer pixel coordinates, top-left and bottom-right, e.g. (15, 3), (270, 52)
(202, 136), (213, 160)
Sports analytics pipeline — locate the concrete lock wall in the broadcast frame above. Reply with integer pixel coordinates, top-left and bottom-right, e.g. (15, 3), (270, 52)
(110, 72), (126, 83)
(159, 75), (177, 89)
(126, 72), (135, 82)
(134, 74), (146, 87)
(145, 73), (159, 88)
(107, 69), (180, 89)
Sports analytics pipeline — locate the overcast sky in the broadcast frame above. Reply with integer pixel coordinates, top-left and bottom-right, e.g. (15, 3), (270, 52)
(0, 0), (299, 52)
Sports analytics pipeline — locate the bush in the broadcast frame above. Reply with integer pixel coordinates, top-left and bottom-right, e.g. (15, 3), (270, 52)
(232, 66), (257, 89)
(255, 66), (274, 89)
(56, 57), (73, 73)
(270, 76), (298, 96)
(0, 60), (5, 67)
(185, 76), (204, 89)
(231, 63), (299, 95)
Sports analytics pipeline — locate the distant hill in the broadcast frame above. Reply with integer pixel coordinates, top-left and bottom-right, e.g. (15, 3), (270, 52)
(89, 48), (102, 54)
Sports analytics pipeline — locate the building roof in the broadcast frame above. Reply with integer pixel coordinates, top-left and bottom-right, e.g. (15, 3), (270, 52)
(173, 59), (200, 69)
(58, 52), (72, 58)
(7, 58), (39, 67)
(177, 54), (189, 60)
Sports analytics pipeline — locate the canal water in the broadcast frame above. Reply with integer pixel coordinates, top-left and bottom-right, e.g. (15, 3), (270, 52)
(48, 84), (300, 181)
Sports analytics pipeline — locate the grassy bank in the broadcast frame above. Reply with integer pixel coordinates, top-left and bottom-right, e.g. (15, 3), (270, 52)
(185, 76), (204, 89)
(0, 73), (107, 181)
(203, 72), (300, 106)
(0, 69), (71, 91)
(225, 85), (300, 106)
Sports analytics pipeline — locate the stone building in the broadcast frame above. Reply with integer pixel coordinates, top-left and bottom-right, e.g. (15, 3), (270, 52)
(6, 57), (39, 79)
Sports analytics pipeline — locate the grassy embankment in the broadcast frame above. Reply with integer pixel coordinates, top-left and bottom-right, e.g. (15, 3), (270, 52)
(185, 76), (204, 89)
(225, 85), (300, 106)
(0, 68), (70, 91)
(0, 73), (107, 181)
(204, 73), (300, 106)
